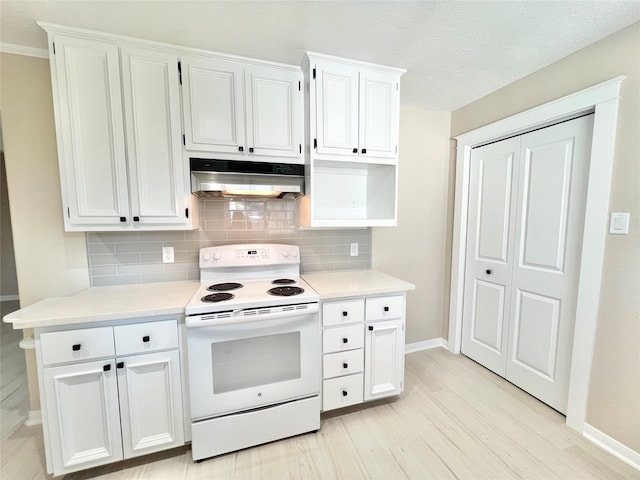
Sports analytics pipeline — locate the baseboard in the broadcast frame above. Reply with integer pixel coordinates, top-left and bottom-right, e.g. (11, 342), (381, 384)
(583, 423), (640, 471)
(25, 410), (42, 427)
(405, 338), (448, 354)
(0, 294), (19, 302)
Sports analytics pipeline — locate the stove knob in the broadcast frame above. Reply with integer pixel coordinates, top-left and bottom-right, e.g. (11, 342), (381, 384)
(213, 251), (221, 261)
(282, 248), (290, 258)
(203, 252), (211, 261)
(291, 248), (298, 258)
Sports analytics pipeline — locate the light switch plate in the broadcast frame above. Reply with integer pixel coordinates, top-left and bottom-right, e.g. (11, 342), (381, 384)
(609, 212), (630, 235)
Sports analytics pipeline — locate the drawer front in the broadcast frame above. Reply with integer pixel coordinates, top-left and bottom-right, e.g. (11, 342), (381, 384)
(40, 326), (115, 366)
(322, 299), (365, 326)
(114, 320), (179, 356)
(365, 295), (404, 321)
(322, 373), (364, 411)
(323, 349), (364, 379)
(323, 324), (364, 354)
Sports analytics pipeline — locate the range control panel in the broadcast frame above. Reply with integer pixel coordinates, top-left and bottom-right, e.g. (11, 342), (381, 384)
(199, 243), (300, 268)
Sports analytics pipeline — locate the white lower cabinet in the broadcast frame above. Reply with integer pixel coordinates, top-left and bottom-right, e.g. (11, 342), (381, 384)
(321, 294), (405, 412)
(38, 318), (184, 476)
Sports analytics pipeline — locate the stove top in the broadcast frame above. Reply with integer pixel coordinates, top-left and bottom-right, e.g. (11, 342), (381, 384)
(185, 244), (319, 316)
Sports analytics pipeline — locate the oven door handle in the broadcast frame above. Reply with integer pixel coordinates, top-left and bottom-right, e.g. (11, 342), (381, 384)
(185, 303), (319, 328)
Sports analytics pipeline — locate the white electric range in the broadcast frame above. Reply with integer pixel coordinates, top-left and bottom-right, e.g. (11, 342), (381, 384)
(184, 244), (321, 461)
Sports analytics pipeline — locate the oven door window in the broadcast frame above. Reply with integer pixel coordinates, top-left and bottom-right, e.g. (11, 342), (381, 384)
(212, 332), (301, 393)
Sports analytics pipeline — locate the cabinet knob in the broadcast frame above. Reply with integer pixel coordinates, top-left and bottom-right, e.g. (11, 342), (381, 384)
(368, 325), (374, 331)
(352, 148), (357, 153)
(238, 146), (244, 152)
(342, 337), (348, 344)
(116, 361), (124, 369)
(343, 362), (348, 369)
(119, 217), (126, 222)
(342, 311), (348, 317)
(384, 306), (390, 312)
(486, 269), (492, 275)
(103, 364), (111, 371)
(342, 390), (348, 397)
(72, 344), (81, 351)
(133, 216), (140, 222)
(142, 335), (150, 343)
(361, 148), (367, 154)
(249, 147), (254, 153)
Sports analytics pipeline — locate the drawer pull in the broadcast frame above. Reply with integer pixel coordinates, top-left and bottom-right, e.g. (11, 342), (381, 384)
(72, 344), (81, 351)
(116, 361), (124, 369)
(103, 364), (111, 371)
(342, 390), (348, 397)
(142, 335), (150, 343)
(342, 338), (348, 344)
(343, 362), (348, 369)
(368, 325), (374, 331)
(384, 306), (390, 312)
(342, 311), (348, 317)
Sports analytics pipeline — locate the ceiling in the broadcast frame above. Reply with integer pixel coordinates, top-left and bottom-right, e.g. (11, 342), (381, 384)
(2, 1), (639, 111)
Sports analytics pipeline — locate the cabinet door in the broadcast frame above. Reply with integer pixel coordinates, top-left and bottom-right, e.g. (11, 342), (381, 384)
(121, 47), (189, 226)
(245, 66), (302, 159)
(364, 319), (404, 401)
(181, 55), (246, 153)
(117, 350), (184, 458)
(43, 360), (123, 475)
(359, 71), (399, 159)
(315, 62), (359, 156)
(51, 35), (129, 228)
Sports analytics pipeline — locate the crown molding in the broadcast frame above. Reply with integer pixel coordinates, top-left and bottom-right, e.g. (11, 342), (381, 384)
(0, 42), (49, 59)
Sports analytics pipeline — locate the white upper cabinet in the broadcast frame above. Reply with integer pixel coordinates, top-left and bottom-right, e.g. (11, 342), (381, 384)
(312, 54), (402, 162)
(299, 52), (405, 228)
(181, 56), (303, 162)
(51, 35), (130, 228)
(43, 25), (196, 231)
(120, 47), (189, 226)
(181, 56), (246, 153)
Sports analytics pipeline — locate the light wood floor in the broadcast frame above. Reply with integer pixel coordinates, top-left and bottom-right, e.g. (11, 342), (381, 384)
(1, 336), (637, 479)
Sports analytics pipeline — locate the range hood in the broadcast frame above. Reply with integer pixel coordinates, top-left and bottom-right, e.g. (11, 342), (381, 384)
(190, 158), (305, 199)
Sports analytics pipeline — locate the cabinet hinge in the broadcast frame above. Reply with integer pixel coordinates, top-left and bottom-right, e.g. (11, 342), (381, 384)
(185, 208), (189, 219)
(396, 82), (399, 91)
(182, 134), (186, 146)
(312, 68), (316, 79)
(67, 207), (70, 218)
(313, 138), (317, 149)
(299, 144), (302, 154)
(298, 81), (301, 91)
(395, 145), (398, 154)
(178, 61), (182, 85)
(52, 42), (56, 55)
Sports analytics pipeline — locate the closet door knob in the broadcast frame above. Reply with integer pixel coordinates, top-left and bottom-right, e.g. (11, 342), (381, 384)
(142, 335), (150, 343)
(117, 362), (124, 369)
(133, 216), (140, 222)
(72, 344), (81, 351)
(384, 306), (389, 312)
(238, 146), (244, 152)
(119, 217), (126, 222)
(343, 362), (348, 369)
(352, 148), (358, 153)
(103, 364), (111, 371)
(361, 148), (367, 154)
(486, 269), (492, 275)
(342, 338), (348, 344)
(342, 311), (348, 317)
(342, 390), (348, 397)
(249, 147), (254, 153)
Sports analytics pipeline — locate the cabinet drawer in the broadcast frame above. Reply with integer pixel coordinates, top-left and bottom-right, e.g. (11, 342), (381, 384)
(323, 349), (364, 379)
(114, 320), (178, 356)
(323, 324), (364, 354)
(322, 299), (365, 326)
(40, 326), (115, 366)
(322, 373), (364, 411)
(365, 295), (404, 321)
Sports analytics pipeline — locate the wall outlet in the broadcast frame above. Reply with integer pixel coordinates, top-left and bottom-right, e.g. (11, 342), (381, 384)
(350, 243), (358, 257)
(162, 246), (174, 263)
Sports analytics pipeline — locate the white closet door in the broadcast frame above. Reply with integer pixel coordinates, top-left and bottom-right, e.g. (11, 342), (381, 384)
(506, 115), (593, 413)
(462, 115), (593, 414)
(461, 137), (520, 375)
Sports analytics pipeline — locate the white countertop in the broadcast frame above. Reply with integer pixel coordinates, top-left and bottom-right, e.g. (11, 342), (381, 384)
(302, 270), (415, 300)
(3, 281), (200, 329)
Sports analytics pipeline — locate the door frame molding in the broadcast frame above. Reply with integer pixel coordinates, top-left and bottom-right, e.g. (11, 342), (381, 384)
(448, 77), (625, 432)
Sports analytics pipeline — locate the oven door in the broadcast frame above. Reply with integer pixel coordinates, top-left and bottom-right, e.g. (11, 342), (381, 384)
(186, 304), (320, 421)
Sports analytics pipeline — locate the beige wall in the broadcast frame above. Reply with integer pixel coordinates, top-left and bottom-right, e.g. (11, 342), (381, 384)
(1, 152), (19, 297)
(1, 52), (90, 411)
(373, 106), (451, 344)
(450, 22), (640, 452)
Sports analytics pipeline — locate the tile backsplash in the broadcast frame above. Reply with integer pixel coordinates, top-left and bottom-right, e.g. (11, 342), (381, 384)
(87, 198), (371, 287)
